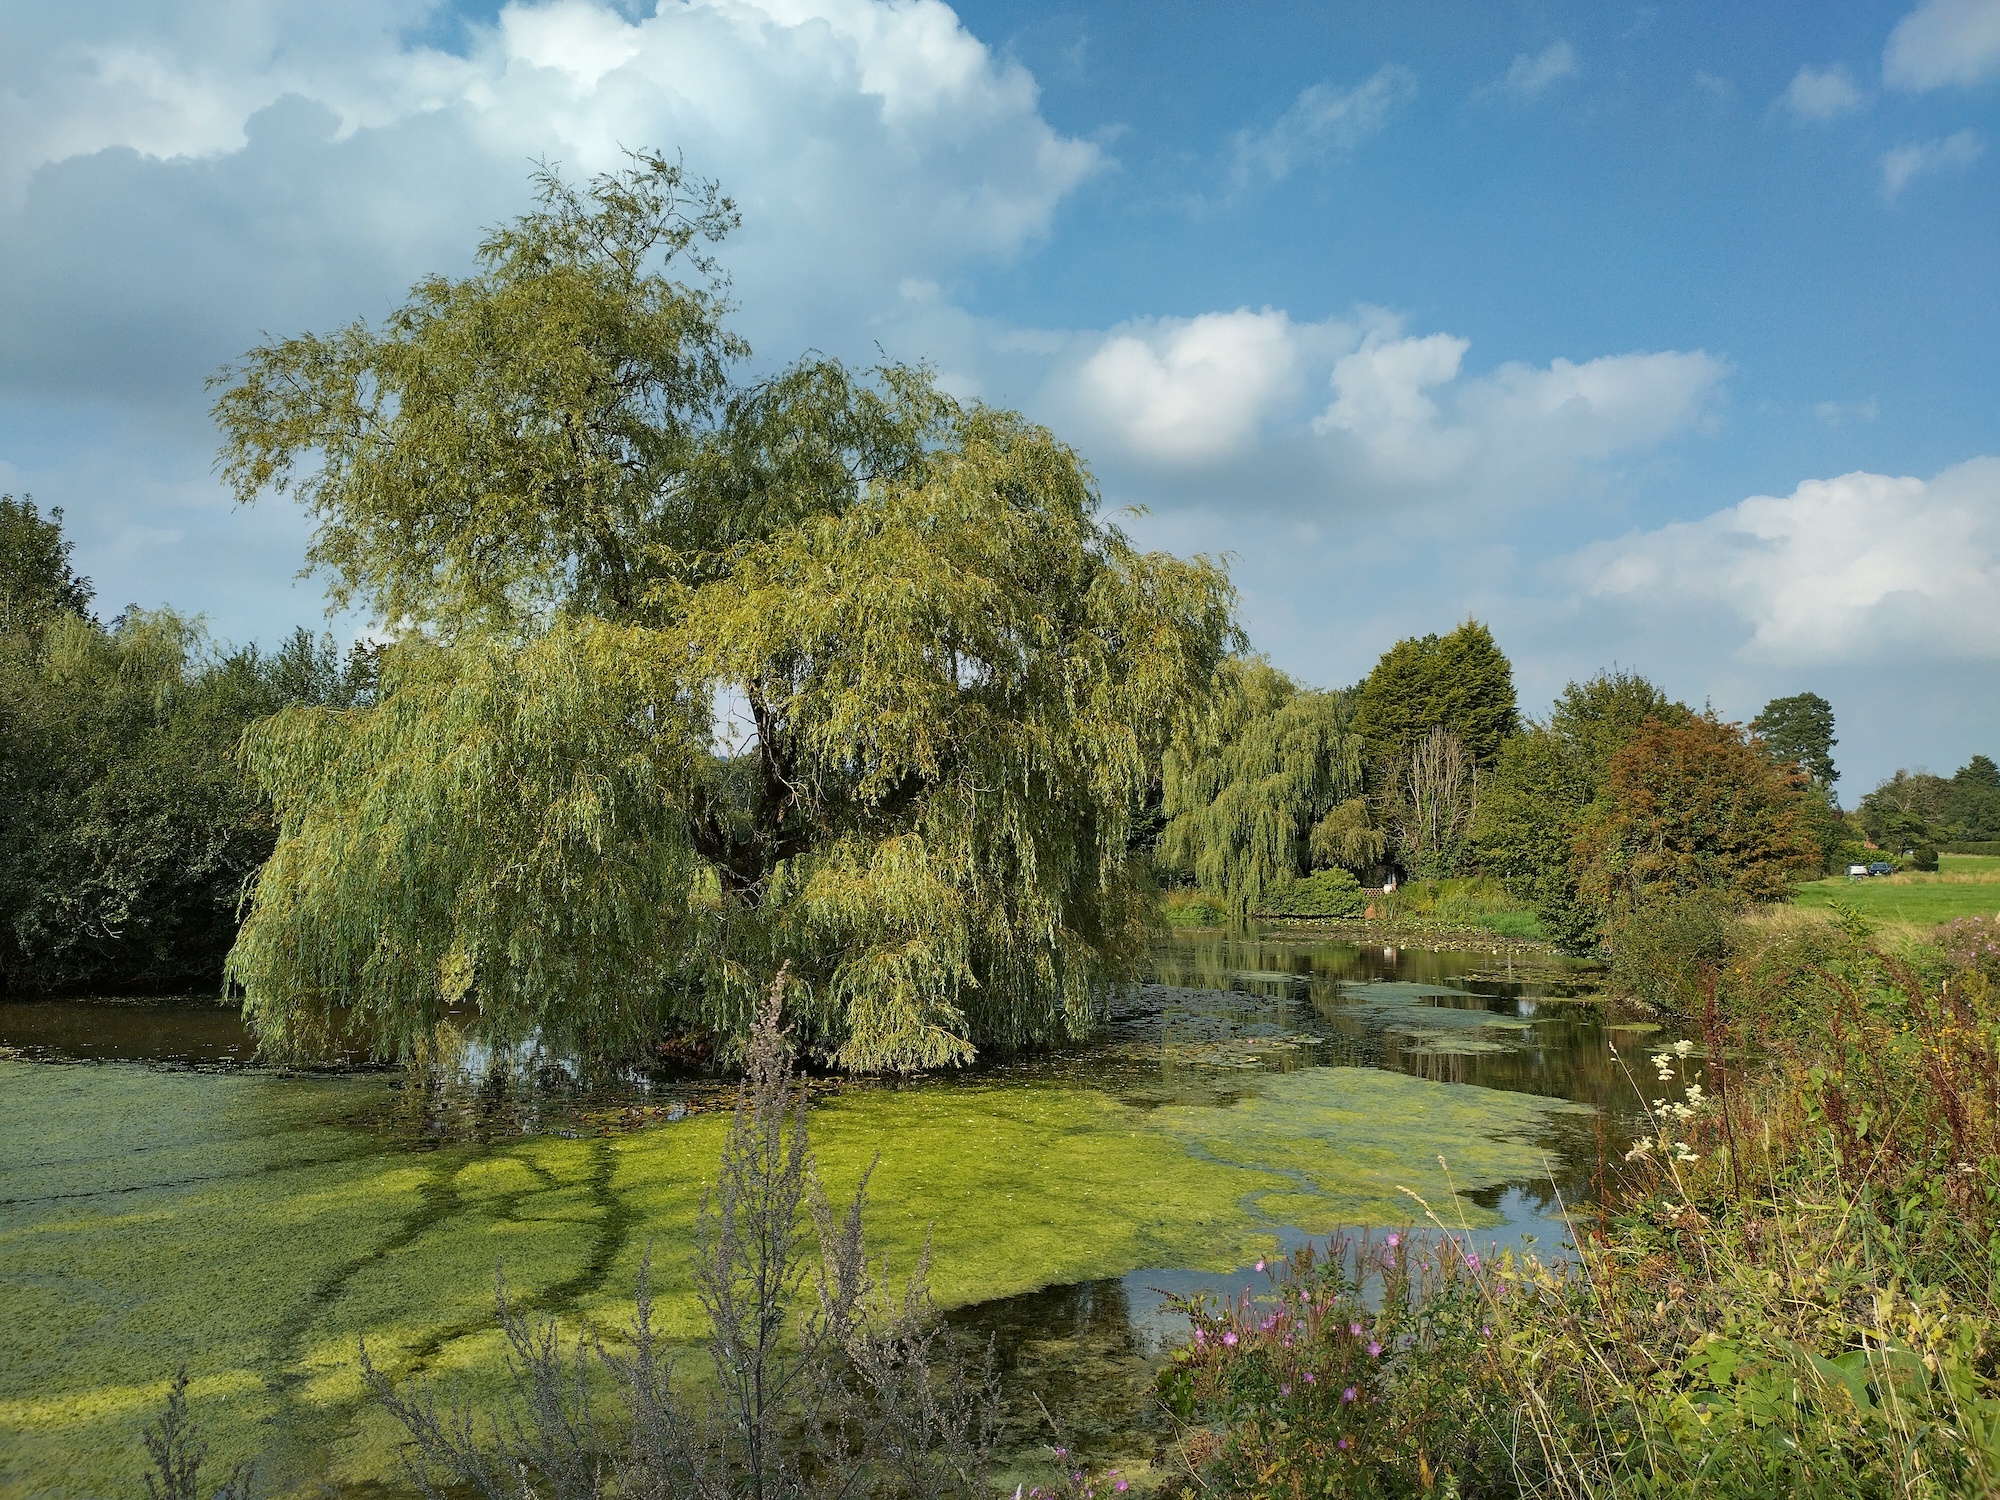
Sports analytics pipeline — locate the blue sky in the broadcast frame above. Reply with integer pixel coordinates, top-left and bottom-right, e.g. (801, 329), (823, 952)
(1, 0), (1996, 795)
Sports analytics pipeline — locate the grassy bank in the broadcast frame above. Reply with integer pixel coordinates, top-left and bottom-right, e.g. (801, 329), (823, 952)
(1162, 910), (2000, 1498)
(1793, 853), (2000, 924)
(1165, 878), (1547, 944)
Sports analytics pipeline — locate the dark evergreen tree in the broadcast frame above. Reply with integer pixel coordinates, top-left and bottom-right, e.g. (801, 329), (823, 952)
(1350, 620), (1517, 772)
(1751, 692), (1838, 791)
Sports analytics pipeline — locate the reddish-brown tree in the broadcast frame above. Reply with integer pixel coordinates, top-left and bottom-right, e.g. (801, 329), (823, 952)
(1575, 715), (1819, 911)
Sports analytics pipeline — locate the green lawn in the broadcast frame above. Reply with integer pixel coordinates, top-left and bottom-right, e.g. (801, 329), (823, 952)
(1792, 855), (2000, 924)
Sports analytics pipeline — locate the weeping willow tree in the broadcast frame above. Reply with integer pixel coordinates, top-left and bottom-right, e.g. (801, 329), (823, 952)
(215, 154), (1234, 1070)
(1156, 660), (1370, 920)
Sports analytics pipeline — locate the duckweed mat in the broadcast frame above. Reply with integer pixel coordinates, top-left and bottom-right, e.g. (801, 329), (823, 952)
(0, 1047), (1589, 1497)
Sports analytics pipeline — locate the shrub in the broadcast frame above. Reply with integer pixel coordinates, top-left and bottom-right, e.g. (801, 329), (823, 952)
(1604, 890), (1733, 1013)
(1158, 1233), (1526, 1499)
(1162, 889), (1227, 927)
(1257, 868), (1366, 919)
(1475, 909), (1544, 941)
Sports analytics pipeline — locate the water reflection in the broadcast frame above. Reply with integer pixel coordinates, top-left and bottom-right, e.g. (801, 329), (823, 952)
(0, 995), (255, 1066)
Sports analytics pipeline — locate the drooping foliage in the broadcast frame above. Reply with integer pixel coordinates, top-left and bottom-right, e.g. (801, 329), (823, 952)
(1156, 659), (1367, 919)
(1350, 620), (1517, 773)
(215, 154), (1234, 1070)
(1574, 715), (1820, 912)
(227, 620), (704, 1061)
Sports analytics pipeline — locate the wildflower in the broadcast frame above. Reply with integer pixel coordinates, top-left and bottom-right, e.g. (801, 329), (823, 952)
(1223, 1331), (1237, 1346)
(1624, 1135), (1654, 1162)
(1366, 1340), (1381, 1357)
(1280, 1383), (1291, 1396)
(1343, 1386), (1357, 1403)
(1673, 1039), (1695, 1058)
(1466, 1253), (1481, 1271)
(1115, 1483), (1128, 1494)
(1350, 1321), (1363, 1336)
(1337, 1437), (1349, 1451)
(1385, 1232), (1400, 1249)
(1481, 1325), (1492, 1337)
(1304, 1371), (1315, 1383)
(1193, 1328), (1204, 1344)
(1255, 1259), (1266, 1272)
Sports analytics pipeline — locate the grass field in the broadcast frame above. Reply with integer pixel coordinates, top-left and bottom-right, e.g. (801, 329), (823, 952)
(1792, 854), (2000, 924)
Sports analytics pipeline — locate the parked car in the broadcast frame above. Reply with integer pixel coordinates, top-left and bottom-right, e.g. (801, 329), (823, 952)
(1847, 864), (1870, 879)
(1867, 861), (1894, 877)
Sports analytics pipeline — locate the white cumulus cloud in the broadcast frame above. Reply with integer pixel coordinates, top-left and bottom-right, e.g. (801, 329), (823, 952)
(1313, 326), (1725, 493)
(1230, 66), (1416, 185)
(1576, 458), (2000, 662)
(1067, 309), (1305, 464)
(0, 0), (1103, 405)
(1881, 128), (1984, 197)
(1885, 0), (2000, 89)
(0, 0), (1102, 646)
(1055, 308), (1726, 518)
(1781, 64), (1865, 121)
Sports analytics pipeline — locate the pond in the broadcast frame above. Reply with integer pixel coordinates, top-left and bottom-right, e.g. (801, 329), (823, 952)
(0, 930), (1651, 1497)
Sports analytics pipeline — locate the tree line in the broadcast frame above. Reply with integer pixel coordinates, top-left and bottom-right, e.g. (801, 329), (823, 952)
(1154, 625), (1979, 955)
(0, 496), (375, 995)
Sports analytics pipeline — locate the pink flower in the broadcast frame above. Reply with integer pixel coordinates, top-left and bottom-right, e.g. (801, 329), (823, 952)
(1303, 1372), (1315, 1384)
(1115, 1484), (1128, 1494)
(1279, 1383), (1290, 1396)
(1466, 1253), (1481, 1271)
(1349, 1321), (1363, 1336)
(1366, 1341), (1381, 1357)
(1342, 1386), (1357, 1403)
(1385, 1233), (1400, 1249)
(1337, 1437), (1349, 1451)
(1255, 1259), (1266, 1272)
(1223, 1331), (1237, 1346)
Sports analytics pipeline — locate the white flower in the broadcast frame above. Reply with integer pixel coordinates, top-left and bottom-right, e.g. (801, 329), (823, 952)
(1673, 1040), (1696, 1058)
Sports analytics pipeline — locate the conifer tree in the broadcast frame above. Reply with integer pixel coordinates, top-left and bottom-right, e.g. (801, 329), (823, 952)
(1350, 621), (1517, 773)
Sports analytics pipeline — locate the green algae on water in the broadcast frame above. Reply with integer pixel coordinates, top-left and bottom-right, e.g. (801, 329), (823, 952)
(0, 1028), (1592, 1496)
(1149, 1066), (1588, 1231)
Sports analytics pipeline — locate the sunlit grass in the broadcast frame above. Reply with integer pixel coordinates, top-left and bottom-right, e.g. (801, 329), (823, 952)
(1793, 855), (2000, 924)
